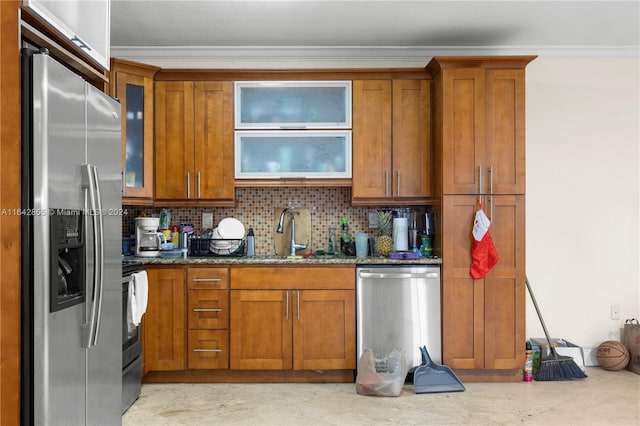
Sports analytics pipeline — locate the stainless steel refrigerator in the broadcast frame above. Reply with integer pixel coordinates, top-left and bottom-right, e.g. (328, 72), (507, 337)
(21, 49), (123, 425)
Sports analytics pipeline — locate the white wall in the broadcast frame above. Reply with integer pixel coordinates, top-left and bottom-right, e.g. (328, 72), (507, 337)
(525, 57), (640, 353)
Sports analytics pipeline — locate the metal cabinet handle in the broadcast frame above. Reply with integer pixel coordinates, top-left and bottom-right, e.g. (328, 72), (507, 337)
(478, 165), (483, 202)
(71, 36), (91, 51)
(397, 170), (401, 197)
(192, 278), (222, 282)
(489, 165), (494, 195)
(197, 171), (201, 199)
(297, 291), (300, 321)
(385, 171), (390, 197)
(285, 291), (289, 320)
(193, 348), (222, 353)
(193, 308), (222, 312)
(187, 172), (191, 199)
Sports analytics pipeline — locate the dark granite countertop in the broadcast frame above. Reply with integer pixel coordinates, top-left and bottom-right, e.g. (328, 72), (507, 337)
(126, 254), (442, 266)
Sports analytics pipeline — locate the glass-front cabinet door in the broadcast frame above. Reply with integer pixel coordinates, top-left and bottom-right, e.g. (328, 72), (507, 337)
(235, 81), (352, 129)
(111, 59), (157, 203)
(235, 131), (352, 179)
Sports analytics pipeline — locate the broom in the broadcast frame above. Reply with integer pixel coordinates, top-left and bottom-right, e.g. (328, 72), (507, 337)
(525, 276), (587, 381)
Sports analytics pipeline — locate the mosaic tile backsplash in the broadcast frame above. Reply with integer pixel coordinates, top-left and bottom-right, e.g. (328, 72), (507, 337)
(124, 187), (430, 255)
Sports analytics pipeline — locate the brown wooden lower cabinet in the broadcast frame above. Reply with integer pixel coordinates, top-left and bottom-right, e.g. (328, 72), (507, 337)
(230, 289), (355, 371)
(441, 195), (525, 381)
(143, 265), (356, 383)
(144, 268), (186, 371)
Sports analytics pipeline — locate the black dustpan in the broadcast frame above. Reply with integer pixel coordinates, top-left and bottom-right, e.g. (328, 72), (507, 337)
(414, 346), (465, 394)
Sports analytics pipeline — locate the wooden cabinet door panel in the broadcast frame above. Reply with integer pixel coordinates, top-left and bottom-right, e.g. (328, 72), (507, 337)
(352, 80), (392, 199)
(441, 195), (525, 370)
(194, 81), (234, 201)
(293, 290), (356, 370)
(392, 79), (431, 198)
(485, 70), (526, 195)
(441, 68), (485, 195)
(441, 195), (484, 369)
(145, 268), (186, 371)
(230, 290), (292, 370)
(483, 195), (525, 369)
(155, 81), (194, 199)
(188, 330), (229, 369)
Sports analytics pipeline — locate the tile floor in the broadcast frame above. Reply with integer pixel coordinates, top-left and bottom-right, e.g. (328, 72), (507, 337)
(123, 368), (640, 425)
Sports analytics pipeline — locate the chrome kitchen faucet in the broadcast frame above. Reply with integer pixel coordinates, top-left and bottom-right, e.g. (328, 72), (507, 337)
(276, 207), (308, 256)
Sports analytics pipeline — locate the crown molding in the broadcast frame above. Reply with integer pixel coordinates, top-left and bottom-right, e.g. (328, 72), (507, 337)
(110, 45), (640, 69)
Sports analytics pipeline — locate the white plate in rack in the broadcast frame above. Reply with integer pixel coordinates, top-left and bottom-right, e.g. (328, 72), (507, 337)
(217, 217), (245, 239)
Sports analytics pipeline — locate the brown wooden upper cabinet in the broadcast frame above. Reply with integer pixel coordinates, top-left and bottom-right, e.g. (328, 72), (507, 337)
(109, 59), (159, 205)
(155, 81), (234, 205)
(429, 58), (533, 196)
(352, 79), (431, 205)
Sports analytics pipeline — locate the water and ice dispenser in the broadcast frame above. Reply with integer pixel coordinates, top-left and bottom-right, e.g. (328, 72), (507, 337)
(50, 211), (85, 312)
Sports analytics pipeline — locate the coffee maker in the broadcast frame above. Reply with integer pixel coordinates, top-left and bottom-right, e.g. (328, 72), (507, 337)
(135, 217), (162, 257)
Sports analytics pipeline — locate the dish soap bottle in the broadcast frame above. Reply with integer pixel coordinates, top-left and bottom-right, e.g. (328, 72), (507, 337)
(340, 218), (351, 256)
(246, 228), (255, 257)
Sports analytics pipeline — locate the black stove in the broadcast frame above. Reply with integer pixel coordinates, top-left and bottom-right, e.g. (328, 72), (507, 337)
(122, 258), (143, 276)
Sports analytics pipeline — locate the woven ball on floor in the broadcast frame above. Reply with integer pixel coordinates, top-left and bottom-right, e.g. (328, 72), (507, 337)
(596, 340), (630, 371)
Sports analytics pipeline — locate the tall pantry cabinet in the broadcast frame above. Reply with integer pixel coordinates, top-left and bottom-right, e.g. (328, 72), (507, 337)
(428, 56), (535, 381)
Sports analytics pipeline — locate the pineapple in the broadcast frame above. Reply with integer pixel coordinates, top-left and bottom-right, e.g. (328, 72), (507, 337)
(375, 210), (394, 257)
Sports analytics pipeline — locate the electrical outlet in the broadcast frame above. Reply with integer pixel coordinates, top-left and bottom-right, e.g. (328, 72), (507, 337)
(611, 305), (620, 320)
(368, 211), (379, 228)
(202, 212), (214, 230)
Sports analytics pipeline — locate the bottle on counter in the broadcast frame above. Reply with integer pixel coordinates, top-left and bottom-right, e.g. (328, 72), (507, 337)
(523, 341), (533, 382)
(170, 225), (179, 245)
(327, 226), (337, 255)
(340, 218), (352, 256)
(246, 228), (255, 257)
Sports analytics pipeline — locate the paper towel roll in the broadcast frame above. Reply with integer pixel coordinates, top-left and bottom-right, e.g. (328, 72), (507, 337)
(393, 217), (409, 251)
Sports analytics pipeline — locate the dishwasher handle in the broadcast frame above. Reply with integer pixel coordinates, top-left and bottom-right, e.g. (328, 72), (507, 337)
(358, 271), (440, 280)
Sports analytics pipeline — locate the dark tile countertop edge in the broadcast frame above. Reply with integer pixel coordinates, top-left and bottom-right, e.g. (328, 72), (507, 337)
(127, 255), (442, 266)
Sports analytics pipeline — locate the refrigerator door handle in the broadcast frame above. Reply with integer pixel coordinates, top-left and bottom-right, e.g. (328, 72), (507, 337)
(81, 164), (105, 348)
(91, 165), (105, 346)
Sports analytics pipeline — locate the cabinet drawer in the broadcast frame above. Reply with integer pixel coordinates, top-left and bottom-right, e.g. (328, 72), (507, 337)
(188, 330), (229, 369)
(187, 268), (229, 289)
(231, 266), (355, 290)
(188, 289), (229, 329)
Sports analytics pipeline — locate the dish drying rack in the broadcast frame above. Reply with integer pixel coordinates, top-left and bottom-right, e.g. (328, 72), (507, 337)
(189, 236), (245, 257)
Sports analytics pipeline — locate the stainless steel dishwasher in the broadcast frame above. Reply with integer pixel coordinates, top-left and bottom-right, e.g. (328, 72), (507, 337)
(356, 265), (441, 371)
